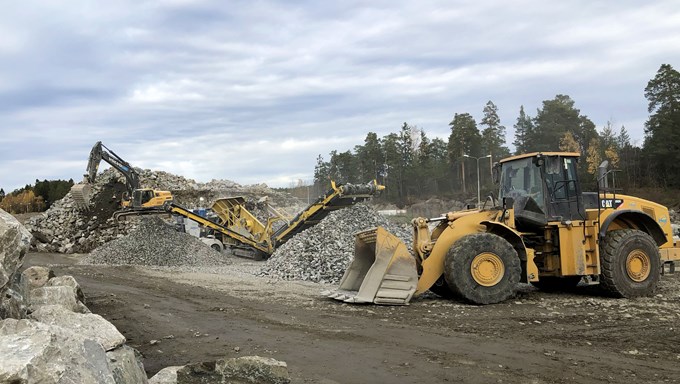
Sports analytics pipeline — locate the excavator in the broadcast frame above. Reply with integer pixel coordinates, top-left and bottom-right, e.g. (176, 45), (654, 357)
(325, 152), (680, 305)
(71, 142), (173, 220)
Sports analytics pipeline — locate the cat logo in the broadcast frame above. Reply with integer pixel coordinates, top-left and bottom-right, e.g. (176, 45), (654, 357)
(600, 198), (623, 209)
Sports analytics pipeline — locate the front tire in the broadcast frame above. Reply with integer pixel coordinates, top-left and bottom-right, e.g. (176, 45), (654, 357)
(444, 233), (521, 304)
(599, 229), (660, 297)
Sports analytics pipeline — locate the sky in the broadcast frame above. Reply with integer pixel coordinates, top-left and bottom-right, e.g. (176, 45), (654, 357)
(1, 0), (679, 191)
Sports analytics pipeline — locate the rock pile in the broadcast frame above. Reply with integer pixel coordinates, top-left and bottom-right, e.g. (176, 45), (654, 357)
(26, 167), (304, 254)
(84, 217), (229, 267)
(259, 204), (411, 284)
(0, 209), (149, 383)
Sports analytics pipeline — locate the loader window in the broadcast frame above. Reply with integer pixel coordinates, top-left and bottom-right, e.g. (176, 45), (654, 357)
(499, 158), (545, 212)
(545, 158), (578, 201)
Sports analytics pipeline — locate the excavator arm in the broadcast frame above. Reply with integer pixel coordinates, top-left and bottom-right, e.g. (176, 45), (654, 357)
(72, 141), (141, 209)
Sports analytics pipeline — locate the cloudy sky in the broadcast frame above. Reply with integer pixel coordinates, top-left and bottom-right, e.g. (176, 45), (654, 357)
(1, 1), (678, 191)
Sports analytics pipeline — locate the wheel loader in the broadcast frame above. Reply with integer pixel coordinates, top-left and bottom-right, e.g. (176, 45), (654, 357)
(325, 152), (680, 305)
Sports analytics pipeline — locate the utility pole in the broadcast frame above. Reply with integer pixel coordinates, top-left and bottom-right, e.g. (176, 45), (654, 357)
(464, 154), (492, 207)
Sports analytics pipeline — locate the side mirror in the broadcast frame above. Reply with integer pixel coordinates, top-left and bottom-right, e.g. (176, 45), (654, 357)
(598, 160), (609, 190)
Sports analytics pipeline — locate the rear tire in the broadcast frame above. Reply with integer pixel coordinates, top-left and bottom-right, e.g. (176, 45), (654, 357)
(599, 229), (660, 297)
(444, 233), (520, 305)
(211, 244), (221, 252)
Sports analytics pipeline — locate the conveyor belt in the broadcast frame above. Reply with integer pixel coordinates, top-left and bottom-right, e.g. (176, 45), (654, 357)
(273, 181), (384, 246)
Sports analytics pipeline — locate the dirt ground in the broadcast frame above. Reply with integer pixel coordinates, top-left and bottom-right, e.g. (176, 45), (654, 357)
(24, 252), (680, 384)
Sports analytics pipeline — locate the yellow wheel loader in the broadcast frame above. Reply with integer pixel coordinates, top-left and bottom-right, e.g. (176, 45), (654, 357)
(326, 152), (680, 305)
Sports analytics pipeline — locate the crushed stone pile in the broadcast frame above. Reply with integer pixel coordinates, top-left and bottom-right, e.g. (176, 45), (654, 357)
(259, 204), (412, 284)
(83, 216), (229, 267)
(26, 167), (304, 254)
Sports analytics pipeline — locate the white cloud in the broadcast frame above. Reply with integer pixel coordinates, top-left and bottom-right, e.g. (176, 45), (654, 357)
(1, 0), (679, 191)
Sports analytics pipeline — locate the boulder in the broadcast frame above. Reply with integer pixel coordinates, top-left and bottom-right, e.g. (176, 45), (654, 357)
(22, 266), (56, 290)
(47, 275), (86, 304)
(149, 366), (181, 384)
(0, 318), (116, 383)
(107, 345), (149, 384)
(29, 285), (80, 312)
(0, 209), (31, 291)
(0, 210), (32, 320)
(0, 272), (28, 319)
(176, 356), (290, 384)
(30, 305), (126, 351)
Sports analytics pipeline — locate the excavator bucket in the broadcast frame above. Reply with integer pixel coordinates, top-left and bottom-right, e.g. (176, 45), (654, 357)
(324, 227), (418, 305)
(70, 183), (92, 210)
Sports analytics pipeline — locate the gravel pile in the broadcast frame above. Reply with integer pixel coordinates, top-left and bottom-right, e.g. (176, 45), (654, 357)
(83, 217), (229, 267)
(26, 167), (303, 254)
(259, 204), (412, 284)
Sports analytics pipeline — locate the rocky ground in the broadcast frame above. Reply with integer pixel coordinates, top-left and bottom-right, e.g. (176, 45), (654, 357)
(23, 251), (680, 384)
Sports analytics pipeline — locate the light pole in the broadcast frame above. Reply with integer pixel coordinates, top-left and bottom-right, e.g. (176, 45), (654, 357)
(464, 154), (492, 207)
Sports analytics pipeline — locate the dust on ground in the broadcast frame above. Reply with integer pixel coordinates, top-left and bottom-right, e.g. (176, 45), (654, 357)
(24, 252), (680, 384)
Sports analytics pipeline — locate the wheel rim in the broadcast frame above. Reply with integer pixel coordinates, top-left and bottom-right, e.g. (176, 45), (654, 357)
(471, 252), (505, 287)
(626, 249), (651, 282)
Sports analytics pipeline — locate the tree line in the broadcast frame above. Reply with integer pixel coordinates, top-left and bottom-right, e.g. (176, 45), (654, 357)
(312, 64), (680, 205)
(0, 179), (74, 214)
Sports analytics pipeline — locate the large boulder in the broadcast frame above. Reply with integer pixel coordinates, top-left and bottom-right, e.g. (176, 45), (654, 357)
(149, 366), (181, 384)
(29, 285), (80, 313)
(173, 356), (290, 384)
(0, 272), (28, 319)
(47, 275), (86, 304)
(0, 318), (117, 383)
(107, 345), (149, 384)
(30, 305), (126, 351)
(0, 210), (32, 320)
(22, 266), (56, 290)
(0, 210), (31, 291)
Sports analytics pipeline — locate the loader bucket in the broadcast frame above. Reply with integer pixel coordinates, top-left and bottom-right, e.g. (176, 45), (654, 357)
(70, 183), (92, 210)
(324, 227), (418, 305)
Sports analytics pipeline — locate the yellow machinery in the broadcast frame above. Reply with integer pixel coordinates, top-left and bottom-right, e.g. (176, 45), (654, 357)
(326, 152), (680, 305)
(166, 180), (385, 259)
(71, 141), (173, 219)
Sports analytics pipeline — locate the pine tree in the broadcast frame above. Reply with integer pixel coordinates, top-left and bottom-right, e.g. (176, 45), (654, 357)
(513, 105), (533, 154)
(448, 113), (481, 193)
(480, 101), (509, 159)
(643, 64), (680, 187)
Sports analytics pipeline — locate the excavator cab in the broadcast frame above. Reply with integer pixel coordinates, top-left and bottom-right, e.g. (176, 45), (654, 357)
(132, 189), (155, 208)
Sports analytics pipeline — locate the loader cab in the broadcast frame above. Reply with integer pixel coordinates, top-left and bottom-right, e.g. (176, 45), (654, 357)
(498, 152), (585, 228)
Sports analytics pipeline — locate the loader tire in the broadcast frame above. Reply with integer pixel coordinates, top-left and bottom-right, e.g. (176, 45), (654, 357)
(599, 229), (660, 298)
(444, 233), (520, 305)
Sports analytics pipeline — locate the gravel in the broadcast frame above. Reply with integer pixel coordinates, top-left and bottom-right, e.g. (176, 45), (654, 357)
(25, 167), (304, 254)
(259, 204), (411, 284)
(83, 217), (230, 267)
